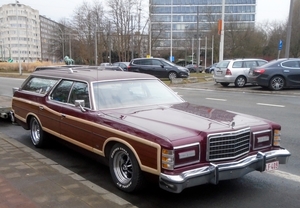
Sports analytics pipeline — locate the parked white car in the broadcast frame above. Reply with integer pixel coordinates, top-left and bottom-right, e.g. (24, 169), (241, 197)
(213, 58), (267, 87)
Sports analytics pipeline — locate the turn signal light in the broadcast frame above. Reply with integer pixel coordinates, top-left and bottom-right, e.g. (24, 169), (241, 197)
(273, 129), (281, 146)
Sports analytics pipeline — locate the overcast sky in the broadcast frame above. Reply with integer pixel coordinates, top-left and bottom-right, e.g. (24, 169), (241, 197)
(1, 0), (291, 24)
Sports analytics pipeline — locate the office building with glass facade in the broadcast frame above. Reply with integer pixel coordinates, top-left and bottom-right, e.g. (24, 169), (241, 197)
(150, 0), (256, 51)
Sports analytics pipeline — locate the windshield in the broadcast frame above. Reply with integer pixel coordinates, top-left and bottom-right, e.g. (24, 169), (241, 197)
(92, 79), (184, 110)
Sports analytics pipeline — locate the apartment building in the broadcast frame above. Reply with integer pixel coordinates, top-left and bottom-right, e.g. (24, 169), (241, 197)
(0, 2), (62, 63)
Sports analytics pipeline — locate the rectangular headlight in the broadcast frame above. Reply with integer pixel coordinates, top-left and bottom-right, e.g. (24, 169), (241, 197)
(253, 130), (272, 150)
(174, 143), (200, 168)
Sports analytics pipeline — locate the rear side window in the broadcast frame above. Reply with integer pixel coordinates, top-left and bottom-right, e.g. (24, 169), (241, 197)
(133, 59), (151, 65)
(22, 77), (59, 94)
(152, 59), (162, 65)
(257, 61), (267, 66)
(282, 61), (300, 68)
(217, 61), (230, 68)
(232, 61), (243, 68)
(243, 61), (257, 68)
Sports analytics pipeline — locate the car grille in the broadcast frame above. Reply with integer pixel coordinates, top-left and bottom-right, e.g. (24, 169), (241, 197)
(207, 128), (250, 161)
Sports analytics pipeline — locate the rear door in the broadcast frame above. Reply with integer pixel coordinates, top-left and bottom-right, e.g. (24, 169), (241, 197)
(282, 60), (300, 87)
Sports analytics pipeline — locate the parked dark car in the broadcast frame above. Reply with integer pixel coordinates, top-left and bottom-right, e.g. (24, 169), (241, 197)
(185, 64), (203, 73)
(112, 62), (130, 71)
(128, 58), (190, 79)
(205, 63), (218, 74)
(248, 58), (300, 90)
(11, 67), (290, 193)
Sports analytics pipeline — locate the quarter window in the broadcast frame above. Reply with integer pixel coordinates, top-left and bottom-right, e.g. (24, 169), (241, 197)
(22, 77), (59, 94)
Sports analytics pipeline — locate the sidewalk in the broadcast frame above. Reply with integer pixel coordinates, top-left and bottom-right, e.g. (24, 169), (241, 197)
(0, 131), (136, 208)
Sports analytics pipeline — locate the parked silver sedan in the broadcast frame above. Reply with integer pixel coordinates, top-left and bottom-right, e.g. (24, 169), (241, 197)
(213, 58), (267, 87)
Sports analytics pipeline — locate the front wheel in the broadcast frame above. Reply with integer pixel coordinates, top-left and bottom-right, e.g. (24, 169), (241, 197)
(109, 143), (144, 192)
(30, 117), (47, 148)
(269, 76), (285, 90)
(168, 71), (177, 80)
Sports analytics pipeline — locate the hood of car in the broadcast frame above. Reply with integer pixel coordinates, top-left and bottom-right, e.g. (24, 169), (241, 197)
(103, 102), (269, 141)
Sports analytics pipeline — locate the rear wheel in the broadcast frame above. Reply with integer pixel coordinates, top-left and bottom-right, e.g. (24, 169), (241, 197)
(30, 117), (47, 148)
(235, 76), (246, 87)
(269, 76), (284, 90)
(168, 71), (177, 80)
(220, 83), (230, 87)
(109, 143), (144, 192)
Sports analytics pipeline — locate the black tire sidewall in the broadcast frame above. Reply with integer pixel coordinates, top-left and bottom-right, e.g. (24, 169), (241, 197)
(109, 143), (141, 192)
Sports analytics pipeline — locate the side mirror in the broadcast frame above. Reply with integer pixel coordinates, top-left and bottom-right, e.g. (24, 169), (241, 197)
(75, 100), (86, 112)
(12, 87), (19, 95)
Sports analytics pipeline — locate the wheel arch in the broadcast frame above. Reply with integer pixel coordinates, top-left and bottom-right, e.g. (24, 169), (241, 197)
(270, 74), (286, 86)
(26, 113), (40, 130)
(103, 137), (161, 175)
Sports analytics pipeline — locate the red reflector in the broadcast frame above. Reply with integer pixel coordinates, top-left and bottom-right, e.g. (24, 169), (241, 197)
(254, 69), (265, 74)
(225, 69), (232, 75)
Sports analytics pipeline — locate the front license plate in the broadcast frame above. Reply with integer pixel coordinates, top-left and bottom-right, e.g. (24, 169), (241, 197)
(265, 161), (279, 171)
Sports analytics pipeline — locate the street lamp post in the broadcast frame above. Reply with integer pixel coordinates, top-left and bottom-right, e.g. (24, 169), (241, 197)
(170, 0), (173, 62)
(285, 0), (294, 58)
(16, 0), (22, 75)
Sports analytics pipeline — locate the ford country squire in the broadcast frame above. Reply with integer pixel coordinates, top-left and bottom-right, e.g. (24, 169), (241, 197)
(11, 67), (291, 193)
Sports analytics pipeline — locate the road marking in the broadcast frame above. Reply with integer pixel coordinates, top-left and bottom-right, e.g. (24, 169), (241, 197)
(267, 170), (300, 183)
(257, 103), (285, 108)
(206, 98), (227, 101)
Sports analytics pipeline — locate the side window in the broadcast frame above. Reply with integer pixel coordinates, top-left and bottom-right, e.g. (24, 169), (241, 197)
(152, 59), (162, 65)
(69, 82), (90, 108)
(51, 80), (73, 103)
(282, 61), (300, 68)
(134, 60), (142, 65)
(243, 61), (257, 68)
(142, 59), (152, 65)
(257, 61), (267, 66)
(22, 77), (59, 94)
(232, 61), (243, 68)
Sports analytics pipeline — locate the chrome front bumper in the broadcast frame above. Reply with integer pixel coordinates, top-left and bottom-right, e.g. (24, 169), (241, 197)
(159, 149), (291, 193)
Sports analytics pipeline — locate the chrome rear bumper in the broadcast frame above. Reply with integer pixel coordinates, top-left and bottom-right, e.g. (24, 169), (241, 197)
(159, 149), (290, 193)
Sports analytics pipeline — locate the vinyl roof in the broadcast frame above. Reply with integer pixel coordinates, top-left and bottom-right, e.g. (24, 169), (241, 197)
(31, 67), (156, 82)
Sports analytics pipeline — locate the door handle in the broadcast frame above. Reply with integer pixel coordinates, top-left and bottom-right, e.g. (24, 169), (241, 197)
(39, 106), (44, 110)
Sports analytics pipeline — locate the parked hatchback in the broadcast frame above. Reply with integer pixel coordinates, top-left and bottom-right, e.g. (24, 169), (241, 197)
(128, 58), (189, 79)
(213, 58), (267, 87)
(248, 58), (300, 90)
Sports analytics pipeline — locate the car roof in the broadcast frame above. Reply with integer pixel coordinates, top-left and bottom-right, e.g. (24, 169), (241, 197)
(31, 67), (156, 82)
(222, 58), (266, 61)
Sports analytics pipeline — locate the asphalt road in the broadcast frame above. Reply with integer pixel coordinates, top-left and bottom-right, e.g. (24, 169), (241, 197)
(1, 77), (300, 208)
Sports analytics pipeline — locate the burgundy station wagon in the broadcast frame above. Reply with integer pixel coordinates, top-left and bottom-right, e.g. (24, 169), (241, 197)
(11, 67), (291, 193)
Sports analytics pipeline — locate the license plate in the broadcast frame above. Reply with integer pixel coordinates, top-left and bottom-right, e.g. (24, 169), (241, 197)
(216, 71), (222, 74)
(265, 161), (279, 171)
